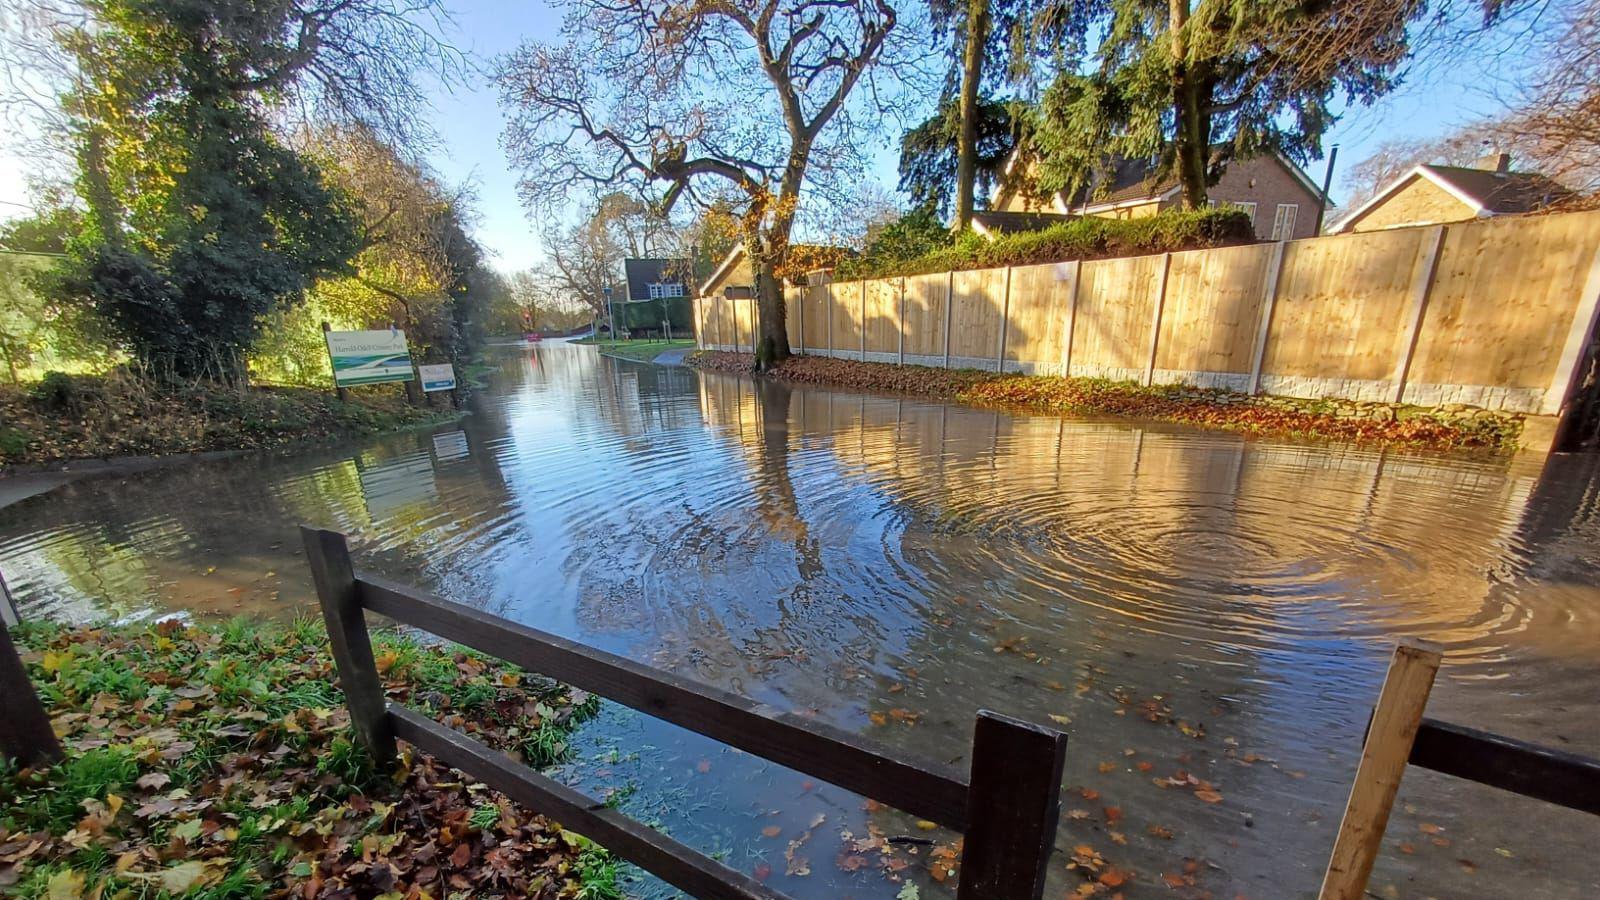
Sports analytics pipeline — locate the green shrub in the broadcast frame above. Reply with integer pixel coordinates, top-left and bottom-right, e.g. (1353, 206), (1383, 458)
(839, 207), (1255, 280)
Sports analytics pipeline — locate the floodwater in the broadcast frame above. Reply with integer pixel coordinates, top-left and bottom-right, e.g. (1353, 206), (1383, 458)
(3, 342), (1598, 899)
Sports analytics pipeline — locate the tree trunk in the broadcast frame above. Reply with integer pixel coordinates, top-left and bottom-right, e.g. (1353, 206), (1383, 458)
(753, 252), (788, 370)
(1169, 0), (1209, 209)
(953, 0), (992, 233)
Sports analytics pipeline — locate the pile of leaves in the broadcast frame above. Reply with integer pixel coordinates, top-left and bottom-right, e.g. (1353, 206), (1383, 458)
(0, 370), (454, 469)
(0, 618), (619, 899)
(837, 208), (1255, 280)
(689, 352), (1521, 450)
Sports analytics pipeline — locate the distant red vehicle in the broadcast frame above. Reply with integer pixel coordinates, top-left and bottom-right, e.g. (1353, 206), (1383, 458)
(525, 332), (542, 342)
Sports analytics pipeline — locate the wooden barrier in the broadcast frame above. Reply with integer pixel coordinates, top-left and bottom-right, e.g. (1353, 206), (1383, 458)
(302, 527), (1068, 900)
(1318, 643), (1600, 899)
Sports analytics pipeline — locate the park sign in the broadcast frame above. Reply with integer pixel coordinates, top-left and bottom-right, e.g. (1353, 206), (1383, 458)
(419, 363), (457, 393)
(325, 329), (414, 387)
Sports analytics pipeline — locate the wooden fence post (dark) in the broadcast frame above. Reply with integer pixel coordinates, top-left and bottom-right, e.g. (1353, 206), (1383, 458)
(0, 619), (63, 767)
(957, 710), (1068, 900)
(321, 322), (349, 403)
(300, 526), (396, 768)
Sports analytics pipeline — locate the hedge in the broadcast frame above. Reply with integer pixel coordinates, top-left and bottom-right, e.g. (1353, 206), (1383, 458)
(837, 207), (1257, 281)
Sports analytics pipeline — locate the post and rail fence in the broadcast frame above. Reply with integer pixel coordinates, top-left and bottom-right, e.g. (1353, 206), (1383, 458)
(3, 559), (1597, 897)
(299, 527), (1069, 900)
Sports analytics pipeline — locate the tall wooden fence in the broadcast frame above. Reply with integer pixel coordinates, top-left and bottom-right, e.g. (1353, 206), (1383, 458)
(693, 210), (1600, 416)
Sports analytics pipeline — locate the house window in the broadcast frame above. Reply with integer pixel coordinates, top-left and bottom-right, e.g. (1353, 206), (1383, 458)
(1230, 201), (1257, 228)
(1271, 203), (1299, 240)
(648, 282), (684, 299)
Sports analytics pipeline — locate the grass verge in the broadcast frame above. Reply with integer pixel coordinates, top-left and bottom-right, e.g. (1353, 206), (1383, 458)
(0, 618), (619, 899)
(597, 340), (697, 363)
(689, 351), (1523, 451)
(0, 371), (457, 470)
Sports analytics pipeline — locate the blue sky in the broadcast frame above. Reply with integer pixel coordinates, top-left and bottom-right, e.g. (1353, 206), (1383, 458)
(0, 1), (1544, 274)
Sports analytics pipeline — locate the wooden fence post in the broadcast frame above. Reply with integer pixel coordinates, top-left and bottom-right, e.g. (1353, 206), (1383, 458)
(942, 271), (955, 369)
(957, 710), (1068, 900)
(1391, 226), (1446, 404)
(321, 322), (348, 403)
(1318, 642), (1443, 900)
(1249, 241), (1288, 395)
(996, 267), (1013, 373)
(300, 526), (396, 768)
(1143, 253), (1173, 387)
(0, 617), (62, 766)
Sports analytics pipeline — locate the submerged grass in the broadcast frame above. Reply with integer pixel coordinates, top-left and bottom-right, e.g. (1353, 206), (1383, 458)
(0, 370), (456, 470)
(0, 618), (617, 898)
(689, 351), (1523, 451)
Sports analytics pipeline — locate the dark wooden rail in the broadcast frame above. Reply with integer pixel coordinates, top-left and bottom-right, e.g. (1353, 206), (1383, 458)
(1320, 643), (1600, 900)
(1411, 718), (1600, 815)
(302, 527), (1068, 900)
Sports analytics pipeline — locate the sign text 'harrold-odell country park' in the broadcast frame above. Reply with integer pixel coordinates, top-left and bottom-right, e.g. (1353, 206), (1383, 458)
(324, 329), (415, 387)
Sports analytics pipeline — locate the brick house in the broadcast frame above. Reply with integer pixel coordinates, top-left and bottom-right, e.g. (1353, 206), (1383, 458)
(1330, 153), (1574, 233)
(981, 150), (1329, 241)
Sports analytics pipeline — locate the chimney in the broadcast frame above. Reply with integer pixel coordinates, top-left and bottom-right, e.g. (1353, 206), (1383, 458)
(1475, 152), (1512, 174)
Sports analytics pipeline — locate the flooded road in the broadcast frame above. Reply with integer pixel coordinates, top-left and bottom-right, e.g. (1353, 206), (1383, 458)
(3, 342), (1598, 898)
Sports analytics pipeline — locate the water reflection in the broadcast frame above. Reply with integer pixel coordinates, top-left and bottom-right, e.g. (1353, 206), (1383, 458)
(2, 343), (1598, 898)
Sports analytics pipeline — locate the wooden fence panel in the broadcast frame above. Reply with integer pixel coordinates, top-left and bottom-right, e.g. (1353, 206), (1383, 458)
(902, 272), (948, 363)
(1072, 254), (1166, 380)
(864, 278), (901, 358)
(1155, 242), (1275, 389)
(831, 282), (863, 358)
(1406, 209), (1600, 411)
(733, 297), (752, 351)
(1260, 228), (1428, 400)
(1004, 263), (1070, 373)
(715, 299), (735, 350)
(802, 282), (830, 350)
(948, 267), (1007, 369)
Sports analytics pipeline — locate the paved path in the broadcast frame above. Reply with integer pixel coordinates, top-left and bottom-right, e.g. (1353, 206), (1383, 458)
(653, 348), (693, 366)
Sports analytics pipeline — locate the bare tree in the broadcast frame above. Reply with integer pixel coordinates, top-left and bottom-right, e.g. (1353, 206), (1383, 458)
(1482, 0), (1600, 197)
(496, 0), (912, 367)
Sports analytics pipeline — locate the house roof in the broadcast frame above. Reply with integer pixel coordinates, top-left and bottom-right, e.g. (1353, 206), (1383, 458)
(1334, 164), (1575, 232)
(992, 148), (1326, 217)
(699, 243), (855, 296)
(623, 258), (691, 302)
(970, 210), (1078, 238)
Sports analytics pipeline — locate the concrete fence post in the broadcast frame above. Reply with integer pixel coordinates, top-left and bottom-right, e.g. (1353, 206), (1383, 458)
(1249, 241), (1289, 395)
(1144, 253), (1173, 387)
(1059, 261), (1081, 377)
(827, 281), (835, 358)
(1391, 226), (1447, 404)
(0, 570), (17, 628)
(996, 266), (1013, 373)
(860, 280), (868, 361)
(796, 286), (805, 355)
(943, 270), (955, 369)
(897, 278), (907, 366)
(1542, 243), (1600, 416)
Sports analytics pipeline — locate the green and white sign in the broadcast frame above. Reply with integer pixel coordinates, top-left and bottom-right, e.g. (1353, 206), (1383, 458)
(418, 363), (457, 393)
(325, 329), (414, 387)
